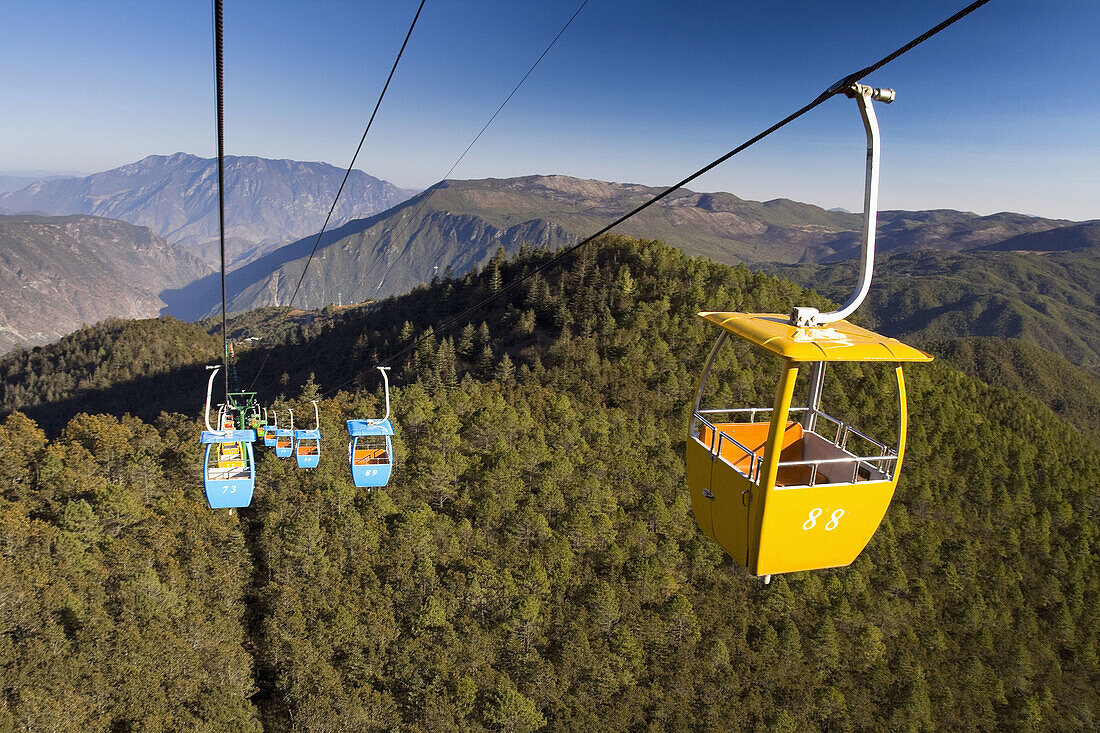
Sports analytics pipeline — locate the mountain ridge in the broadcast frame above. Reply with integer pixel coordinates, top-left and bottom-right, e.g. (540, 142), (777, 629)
(167, 174), (1081, 319)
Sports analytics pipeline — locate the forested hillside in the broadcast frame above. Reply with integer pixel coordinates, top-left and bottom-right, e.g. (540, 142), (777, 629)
(929, 337), (1100, 435)
(1, 238), (1097, 730)
(0, 316), (220, 434)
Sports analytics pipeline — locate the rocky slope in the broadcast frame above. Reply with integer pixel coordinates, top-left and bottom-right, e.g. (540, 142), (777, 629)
(0, 213), (211, 353)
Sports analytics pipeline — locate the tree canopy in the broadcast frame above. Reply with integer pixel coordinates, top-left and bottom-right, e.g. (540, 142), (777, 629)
(0, 236), (1096, 730)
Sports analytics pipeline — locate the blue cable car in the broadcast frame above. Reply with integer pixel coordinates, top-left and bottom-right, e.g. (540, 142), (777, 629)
(274, 408), (294, 458)
(201, 429), (256, 508)
(294, 400), (321, 469)
(199, 366), (256, 509)
(347, 419), (393, 487)
(263, 408), (278, 448)
(347, 367), (394, 488)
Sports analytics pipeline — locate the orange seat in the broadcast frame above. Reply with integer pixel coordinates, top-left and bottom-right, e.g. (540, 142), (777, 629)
(353, 448), (389, 465)
(699, 421), (807, 484)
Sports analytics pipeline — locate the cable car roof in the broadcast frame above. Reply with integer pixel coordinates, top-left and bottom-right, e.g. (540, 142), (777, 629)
(200, 429), (258, 443)
(348, 419), (395, 437)
(699, 312), (933, 362)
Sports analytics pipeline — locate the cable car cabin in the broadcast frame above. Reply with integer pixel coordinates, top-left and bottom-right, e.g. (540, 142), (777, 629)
(251, 415), (267, 442)
(200, 429), (256, 508)
(263, 410), (278, 448)
(347, 419), (393, 488)
(687, 312), (932, 577)
(274, 428), (293, 458)
(294, 429), (321, 469)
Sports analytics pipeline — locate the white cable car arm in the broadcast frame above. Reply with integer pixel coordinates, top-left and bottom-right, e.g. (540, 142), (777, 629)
(373, 366), (391, 424)
(204, 365), (221, 433)
(311, 400), (320, 430)
(791, 83), (894, 327)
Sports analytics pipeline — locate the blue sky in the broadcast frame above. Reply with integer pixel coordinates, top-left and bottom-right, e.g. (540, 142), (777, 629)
(2, 0), (1097, 220)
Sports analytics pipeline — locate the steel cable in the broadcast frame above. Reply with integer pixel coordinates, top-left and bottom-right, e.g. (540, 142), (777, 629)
(354, 0), (997, 381)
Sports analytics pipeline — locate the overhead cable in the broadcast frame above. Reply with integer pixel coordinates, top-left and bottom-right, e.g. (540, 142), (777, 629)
(213, 0), (230, 399)
(284, 0), (427, 312)
(247, 0), (426, 391)
(368, 0), (995, 374)
(342, 0), (590, 307)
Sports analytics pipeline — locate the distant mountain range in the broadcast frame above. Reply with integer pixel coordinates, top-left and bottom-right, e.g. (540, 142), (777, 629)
(161, 174), (1080, 319)
(0, 213), (210, 353)
(1, 160), (1095, 362)
(0, 153), (413, 267)
(0, 173), (79, 195)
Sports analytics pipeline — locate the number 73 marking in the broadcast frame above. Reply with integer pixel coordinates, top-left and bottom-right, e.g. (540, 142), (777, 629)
(803, 507), (844, 531)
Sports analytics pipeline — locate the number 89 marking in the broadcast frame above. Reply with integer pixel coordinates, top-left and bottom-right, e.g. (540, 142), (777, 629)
(803, 507), (844, 531)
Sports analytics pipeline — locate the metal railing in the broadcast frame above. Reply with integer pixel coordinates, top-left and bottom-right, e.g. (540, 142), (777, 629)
(692, 406), (898, 488)
(691, 412), (761, 482)
(697, 406), (809, 422)
(773, 453), (897, 489)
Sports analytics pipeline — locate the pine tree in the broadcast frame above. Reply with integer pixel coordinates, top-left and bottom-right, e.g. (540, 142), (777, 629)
(456, 323), (476, 357)
(477, 343), (494, 375)
(495, 353), (516, 383)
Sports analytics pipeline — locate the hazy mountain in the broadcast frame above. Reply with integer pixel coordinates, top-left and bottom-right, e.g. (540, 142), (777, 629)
(979, 220), (1100, 252)
(804, 209), (1073, 262)
(0, 174), (78, 194)
(0, 153), (413, 267)
(0, 213), (211, 353)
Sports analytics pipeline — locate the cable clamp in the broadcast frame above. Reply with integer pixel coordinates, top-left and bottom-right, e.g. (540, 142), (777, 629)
(845, 83), (895, 103)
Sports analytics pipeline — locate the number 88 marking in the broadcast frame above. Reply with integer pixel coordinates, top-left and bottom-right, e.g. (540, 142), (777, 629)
(803, 507), (845, 531)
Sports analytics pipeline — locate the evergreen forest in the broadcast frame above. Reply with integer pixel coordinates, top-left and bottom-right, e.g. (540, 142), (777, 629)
(1, 237), (1097, 731)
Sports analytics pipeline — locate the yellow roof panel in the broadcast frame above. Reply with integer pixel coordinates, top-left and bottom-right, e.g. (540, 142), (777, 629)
(699, 312), (933, 362)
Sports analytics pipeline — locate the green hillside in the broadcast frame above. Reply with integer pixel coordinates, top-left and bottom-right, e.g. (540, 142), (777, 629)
(929, 337), (1100, 435)
(1, 237), (1097, 730)
(0, 316), (220, 433)
(769, 245), (1100, 374)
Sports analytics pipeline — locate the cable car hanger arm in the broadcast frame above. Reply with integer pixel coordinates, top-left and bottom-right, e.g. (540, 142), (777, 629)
(790, 84), (893, 328)
(203, 365), (222, 433)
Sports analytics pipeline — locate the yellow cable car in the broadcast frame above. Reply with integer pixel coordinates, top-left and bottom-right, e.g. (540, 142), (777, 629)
(687, 314), (931, 577)
(686, 83), (933, 579)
